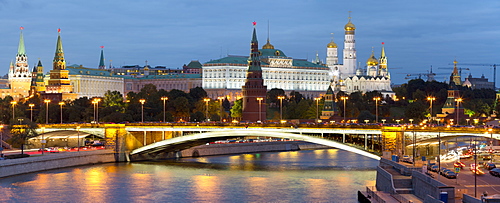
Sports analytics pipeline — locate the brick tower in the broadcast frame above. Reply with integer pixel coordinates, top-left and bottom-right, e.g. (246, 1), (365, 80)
(242, 22), (267, 122)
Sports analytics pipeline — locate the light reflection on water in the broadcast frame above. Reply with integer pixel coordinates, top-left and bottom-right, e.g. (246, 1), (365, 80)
(0, 149), (378, 202)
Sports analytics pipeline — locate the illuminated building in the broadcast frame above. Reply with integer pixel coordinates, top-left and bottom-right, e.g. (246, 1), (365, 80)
(326, 14), (392, 96)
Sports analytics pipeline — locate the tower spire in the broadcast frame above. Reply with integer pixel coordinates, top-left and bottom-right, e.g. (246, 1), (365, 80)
(53, 28), (65, 70)
(262, 20), (274, 49)
(18, 27), (26, 56)
(99, 46), (105, 69)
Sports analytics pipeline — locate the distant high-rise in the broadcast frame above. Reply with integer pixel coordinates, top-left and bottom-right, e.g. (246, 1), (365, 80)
(242, 22), (267, 122)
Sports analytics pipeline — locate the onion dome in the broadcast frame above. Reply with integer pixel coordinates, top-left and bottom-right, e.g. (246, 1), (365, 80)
(366, 51), (378, 66)
(344, 19), (356, 31)
(327, 41), (337, 48)
(462, 78), (472, 87)
(262, 39), (274, 49)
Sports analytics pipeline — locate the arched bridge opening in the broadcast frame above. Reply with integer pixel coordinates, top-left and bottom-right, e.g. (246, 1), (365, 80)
(130, 130), (381, 161)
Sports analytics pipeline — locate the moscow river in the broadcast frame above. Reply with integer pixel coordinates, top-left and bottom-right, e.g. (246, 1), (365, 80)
(0, 148), (379, 202)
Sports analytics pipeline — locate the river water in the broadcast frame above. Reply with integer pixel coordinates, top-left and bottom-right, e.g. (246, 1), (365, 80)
(0, 149), (378, 203)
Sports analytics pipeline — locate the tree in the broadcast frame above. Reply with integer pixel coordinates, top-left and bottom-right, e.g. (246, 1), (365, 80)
(8, 118), (38, 154)
(231, 99), (242, 119)
(189, 87), (207, 102)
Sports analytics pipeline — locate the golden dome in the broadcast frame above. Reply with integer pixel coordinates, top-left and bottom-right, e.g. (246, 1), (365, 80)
(262, 39), (274, 49)
(327, 41), (337, 48)
(366, 53), (378, 66)
(344, 21), (356, 31)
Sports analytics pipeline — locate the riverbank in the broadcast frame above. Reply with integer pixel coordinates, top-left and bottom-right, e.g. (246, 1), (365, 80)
(0, 150), (116, 178)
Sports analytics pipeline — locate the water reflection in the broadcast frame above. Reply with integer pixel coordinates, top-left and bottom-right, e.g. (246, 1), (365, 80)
(0, 149), (378, 202)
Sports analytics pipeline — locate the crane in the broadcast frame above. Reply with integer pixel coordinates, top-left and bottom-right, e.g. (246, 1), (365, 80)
(451, 63), (499, 89)
(437, 67), (470, 78)
(404, 72), (437, 81)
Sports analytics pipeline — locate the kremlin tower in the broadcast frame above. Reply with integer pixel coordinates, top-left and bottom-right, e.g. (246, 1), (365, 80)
(99, 46), (106, 69)
(43, 29), (76, 101)
(8, 27), (32, 100)
(242, 22), (267, 122)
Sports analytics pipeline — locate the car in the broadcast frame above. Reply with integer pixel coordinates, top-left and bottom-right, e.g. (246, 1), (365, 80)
(454, 161), (466, 169)
(430, 165), (439, 172)
(444, 171), (457, 179)
(402, 155), (413, 163)
(427, 163), (436, 171)
(483, 162), (496, 170)
(490, 168), (500, 177)
(440, 167), (451, 175)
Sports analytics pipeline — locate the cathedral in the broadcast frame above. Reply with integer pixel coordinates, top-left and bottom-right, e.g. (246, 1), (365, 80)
(325, 14), (393, 97)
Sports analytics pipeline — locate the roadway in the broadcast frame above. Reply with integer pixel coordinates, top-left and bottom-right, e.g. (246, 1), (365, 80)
(413, 155), (500, 197)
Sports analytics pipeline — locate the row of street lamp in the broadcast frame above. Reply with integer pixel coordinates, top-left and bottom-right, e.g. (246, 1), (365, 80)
(8, 94), (466, 124)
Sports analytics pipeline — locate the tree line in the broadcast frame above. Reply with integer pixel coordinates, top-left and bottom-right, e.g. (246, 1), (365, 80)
(0, 79), (498, 126)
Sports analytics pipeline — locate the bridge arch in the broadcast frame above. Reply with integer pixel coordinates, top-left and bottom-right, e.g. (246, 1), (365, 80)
(130, 130), (381, 160)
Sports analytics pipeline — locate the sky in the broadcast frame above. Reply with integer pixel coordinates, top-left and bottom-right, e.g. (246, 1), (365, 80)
(0, 0), (500, 85)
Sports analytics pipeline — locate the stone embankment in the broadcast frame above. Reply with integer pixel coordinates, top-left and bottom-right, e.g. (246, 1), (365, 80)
(1, 142), (331, 177)
(0, 150), (116, 178)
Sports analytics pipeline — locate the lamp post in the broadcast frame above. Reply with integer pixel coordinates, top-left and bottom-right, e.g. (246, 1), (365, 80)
(44, 99), (50, 124)
(0, 125), (3, 158)
(58, 102), (65, 124)
(10, 101), (17, 120)
(76, 126), (80, 152)
(28, 103), (35, 122)
(203, 98), (210, 121)
(409, 119), (414, 125)
(92, 98), (101, 124)
(256, 97), (263, 122)
(161, 97), (168, 122)
(278, 96), (285, 121)
(373, 97), (381, 123)
(139, 99), (146, 122)
(340, 96), (348, 125)
(381, 119), (386, 124)
(314, 97), (321, 123)
(427, 96), (435, 124)
(437, 131), (441, 181)
(41, 126), (45, 155)
(455, 98), (462, 125)
(217, 97), (224, 121)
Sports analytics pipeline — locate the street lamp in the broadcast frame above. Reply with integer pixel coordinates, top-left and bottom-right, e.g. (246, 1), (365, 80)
(278, 96), (285, 121)
(203, 98), (210, 121)
(409, 119), (414, 125)
(58, 102), (65, 124)
(314, 97), (321, 123)
(10, 101), (17, 120)
(139, 99), (146, 122)
(427, 96), (436, 124)
(340, 96), (348, 125)
(44, 99), (50, 124)
(455, 98), (462, 125)
(41, 126), (45, 155)
(256, 97), (263, 122)
(217, 96), (224, 121)
(29, 103), (35, 122)
(161, 97), (168, 122)
(373, 97), (381, 123)
(0, 125), (3, 158)
(92, 98), (101, 124)
(76, 126), (80, 152)
(381, 119), (386, 124)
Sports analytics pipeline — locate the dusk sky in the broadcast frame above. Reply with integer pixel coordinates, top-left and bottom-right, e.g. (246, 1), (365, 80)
(0, 1), (499, 85)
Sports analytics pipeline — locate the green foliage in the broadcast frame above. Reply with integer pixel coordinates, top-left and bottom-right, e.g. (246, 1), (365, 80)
(231, 99), (242, 119)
